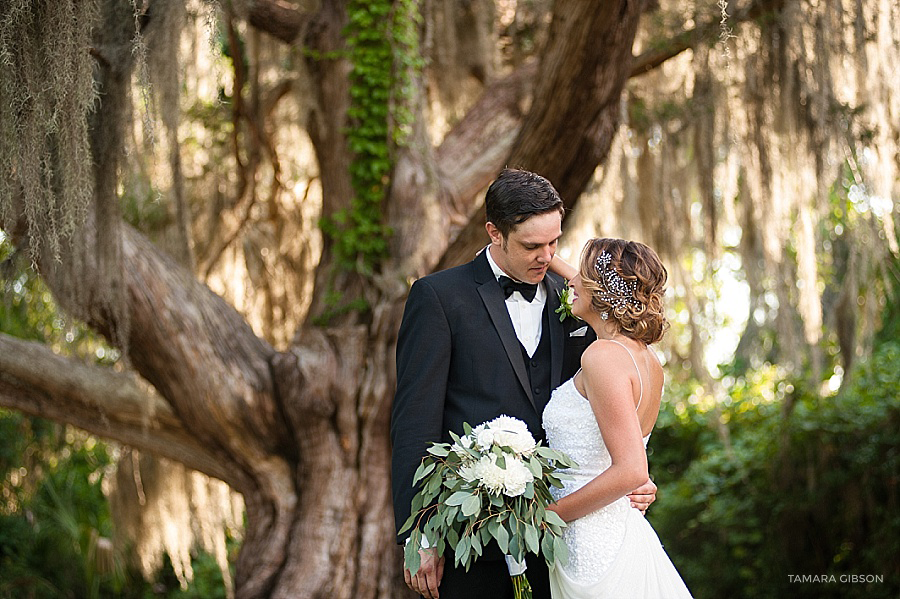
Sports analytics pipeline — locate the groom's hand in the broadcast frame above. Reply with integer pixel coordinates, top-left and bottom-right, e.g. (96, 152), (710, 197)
(627, 478), (657, 514)
(404, 548), (444, 599)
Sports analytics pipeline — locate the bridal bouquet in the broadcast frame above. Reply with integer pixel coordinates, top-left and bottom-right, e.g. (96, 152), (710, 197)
(400, 415), (575, 599)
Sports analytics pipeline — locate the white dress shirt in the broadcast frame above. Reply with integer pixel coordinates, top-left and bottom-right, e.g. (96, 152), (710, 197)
(485, 246), (546, 357)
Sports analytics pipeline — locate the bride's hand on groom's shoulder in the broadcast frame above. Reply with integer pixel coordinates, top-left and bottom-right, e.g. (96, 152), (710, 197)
(549, 254), (577, 280)
(404, 548), (444, 599)
(627, 478), (658, 514)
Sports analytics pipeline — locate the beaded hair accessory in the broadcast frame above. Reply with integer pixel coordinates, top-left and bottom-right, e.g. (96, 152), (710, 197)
(595, 251), (643, 316)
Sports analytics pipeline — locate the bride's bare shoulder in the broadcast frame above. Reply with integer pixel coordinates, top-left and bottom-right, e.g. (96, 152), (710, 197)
(580, 340), (637, 382)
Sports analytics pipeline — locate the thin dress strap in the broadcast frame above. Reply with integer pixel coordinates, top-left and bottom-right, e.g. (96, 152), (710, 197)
(606, 339), (643, 410)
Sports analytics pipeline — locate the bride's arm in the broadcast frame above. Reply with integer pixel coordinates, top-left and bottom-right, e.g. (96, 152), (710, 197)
(549, 253), (578, 281)
(548, 342), (649, 523)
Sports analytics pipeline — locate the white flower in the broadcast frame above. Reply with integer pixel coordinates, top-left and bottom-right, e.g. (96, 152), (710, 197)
(487, 416), (537, 456)
(458, 462), (478, 483)
(470, 453), (534, 497)
(451, 434), (473, 456)
(473, 424), (495, 450)
(471, 454), (505, 494)
(555, 283), (577, 322)
(499, 456), (534, 496)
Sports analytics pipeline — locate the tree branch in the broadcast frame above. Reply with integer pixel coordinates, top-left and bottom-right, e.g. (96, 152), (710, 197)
(246, 0), (315, 44)
(435, 61), (538, 216)
(120, 227), (292, 460)
(1, 190), (295, 491)
(383, 58), (539, 277)
(0, 333), (242, 486)
(432, 0), (643, 270)
(630, 0), (788, 78)
(427, 0), (793, 272)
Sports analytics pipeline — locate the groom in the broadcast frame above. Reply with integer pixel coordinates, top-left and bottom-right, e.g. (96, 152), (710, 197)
(391, 168), (656, 599)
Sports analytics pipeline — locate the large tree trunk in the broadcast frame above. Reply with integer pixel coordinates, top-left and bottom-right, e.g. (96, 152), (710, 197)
(0, 220), (405, 598)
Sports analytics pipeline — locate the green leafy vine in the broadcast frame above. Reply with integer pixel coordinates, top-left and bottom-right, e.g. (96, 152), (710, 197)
(316, 0), (422, 324)
(320, 0), (423, 276)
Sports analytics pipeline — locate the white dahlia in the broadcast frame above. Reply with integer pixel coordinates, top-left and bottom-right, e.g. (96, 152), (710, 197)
(471, 454), (534, 497)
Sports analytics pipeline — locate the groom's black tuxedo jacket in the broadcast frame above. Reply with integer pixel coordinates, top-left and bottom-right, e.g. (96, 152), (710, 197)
(391, 251), (595, 543)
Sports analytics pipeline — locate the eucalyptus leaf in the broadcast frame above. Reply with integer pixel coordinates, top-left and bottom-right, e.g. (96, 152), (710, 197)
(541, 529), (555, 563)
(410, 491), (424, 514)
(509, 537), (523, 562)
(479, 525), (493, 547)
(444, 505), (459, 526)
(487, 518), (500, 538)
(413, 460), (436, 485)
(455, 536), (470, 567)
(547, 475), (566, 489)
(524, 482), (535, 500)
(404, 536), (421, 575)
(425, 474), (443, 496)
(471, 532), (482, 556)
(494, 520), (510, 553)
(544, 510), (566, 528)
(398, 513), (416, 535)
(461, 494), (481, 517)
(527, 455), (543, 478)
(534, 446), (557, 459)
(445, 491), (473, 506)
(525, 524), (539, 554)
(554, 535), (569, 565)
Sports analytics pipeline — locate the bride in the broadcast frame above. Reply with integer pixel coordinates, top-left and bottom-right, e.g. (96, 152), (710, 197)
(542, 238), (692, 598)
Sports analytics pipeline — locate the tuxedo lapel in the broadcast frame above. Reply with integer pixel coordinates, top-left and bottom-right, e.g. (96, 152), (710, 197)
(474, 253), (534, 406)
(544, 274), (566, 388)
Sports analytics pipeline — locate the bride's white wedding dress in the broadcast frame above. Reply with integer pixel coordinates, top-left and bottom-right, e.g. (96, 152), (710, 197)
(542, 341), (692, 598)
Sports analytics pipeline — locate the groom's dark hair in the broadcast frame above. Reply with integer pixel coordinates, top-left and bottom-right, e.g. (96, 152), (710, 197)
(485, 168), (565, 237)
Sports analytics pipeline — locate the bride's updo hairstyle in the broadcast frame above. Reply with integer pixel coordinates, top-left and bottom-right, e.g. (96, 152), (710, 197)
(579, 238), (669, 345)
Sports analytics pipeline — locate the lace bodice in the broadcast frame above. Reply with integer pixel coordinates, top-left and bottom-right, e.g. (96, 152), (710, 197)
(542, 375), (650, 584)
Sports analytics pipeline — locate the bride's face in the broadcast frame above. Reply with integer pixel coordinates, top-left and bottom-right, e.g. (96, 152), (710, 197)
(570, 275), (589, 319)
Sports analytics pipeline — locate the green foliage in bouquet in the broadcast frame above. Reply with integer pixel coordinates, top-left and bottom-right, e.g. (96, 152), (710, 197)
(399, 416), (576, 579)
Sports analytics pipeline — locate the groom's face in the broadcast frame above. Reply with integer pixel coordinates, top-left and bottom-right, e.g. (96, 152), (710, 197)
(487, 211), (562, 284)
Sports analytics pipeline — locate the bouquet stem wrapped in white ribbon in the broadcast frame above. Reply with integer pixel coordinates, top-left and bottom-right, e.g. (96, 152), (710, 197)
(400, 415), (576, 599)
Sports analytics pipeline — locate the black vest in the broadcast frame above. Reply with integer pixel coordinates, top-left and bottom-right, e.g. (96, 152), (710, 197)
(520, 307), (552, 407)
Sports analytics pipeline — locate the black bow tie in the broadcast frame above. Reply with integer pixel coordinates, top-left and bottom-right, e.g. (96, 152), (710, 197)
(498, 275), (538, 302)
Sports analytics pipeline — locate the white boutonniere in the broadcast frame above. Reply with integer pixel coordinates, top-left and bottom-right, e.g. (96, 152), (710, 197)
(555, 282), (578, 323)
